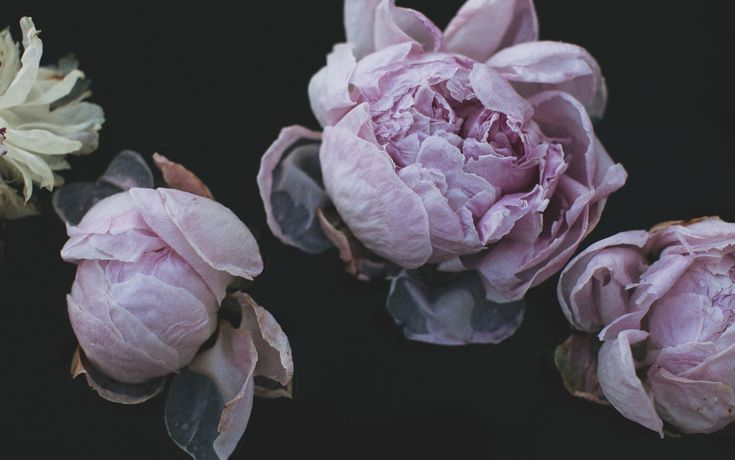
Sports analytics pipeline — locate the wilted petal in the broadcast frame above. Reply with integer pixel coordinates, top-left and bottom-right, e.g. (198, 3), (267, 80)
(597, 329), (663, 435)
(226, 292), (294, 395)
(53, 150), (154, 225)
(166, 318), (258, 460)
(386, 269), (525, 345)
(256, 126), (332, 254)
(320, 126), (432, 268)
(153, 153), (213, 199)
(71, 347), (165, 405)
(489, 41), (607, 119)
(0, 180), (37, 219)
(649, 367), (735, 434)
(554, 333), (606, 404)
(443, 0), (538, 62)
(100, 150), (154, 190)
(53, 181), (122, 226)
(317, 207), (398, 281)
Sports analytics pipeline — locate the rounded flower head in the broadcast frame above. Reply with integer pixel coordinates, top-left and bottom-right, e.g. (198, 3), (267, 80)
(303, 0), (626, 302)
(61, 188), (263, 383)
(0, 17), (104, 219)
(558, 218), (735, 434)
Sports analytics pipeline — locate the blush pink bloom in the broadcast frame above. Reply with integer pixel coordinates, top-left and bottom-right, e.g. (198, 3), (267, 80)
(61, 187), (263, 383)
(558, 218), (735, 435)
(260, 0), (626, 304)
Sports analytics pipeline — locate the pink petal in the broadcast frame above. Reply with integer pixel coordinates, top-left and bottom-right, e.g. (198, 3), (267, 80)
(469, 63), (532, 123)
(649, 367), (735, 434)
(308, 44), (357, 127)
(344, 0), (442, 59)
(320, 125), (432, 268)
(344, 0), (381, 59)
(443, 0), (538, 62)
(489, 41), (607, 119)
(597, 329), (664, 435)
(556, 230), (649, 333)
(372, 0), (442, 53)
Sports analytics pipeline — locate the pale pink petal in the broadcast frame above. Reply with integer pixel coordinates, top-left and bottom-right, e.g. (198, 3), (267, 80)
(649, 367), (735, 434)
(489, 41), (607, 119)
(320, 125), (432, 268)
(597, 329), (664, 435)
(308, 44), (357, 127)
(372, 0), (442, 53)
(344, 0), (381, 59)
(128, 188), (234, 302)
(68, 261), (177, 383)
(469, 63), (532, 123)
(443, 0), (538, 62)
(557, 230), (649, 333)
(158, 188), (263, 279)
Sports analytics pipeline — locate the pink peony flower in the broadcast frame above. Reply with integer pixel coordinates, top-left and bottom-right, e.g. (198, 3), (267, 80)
(61, 187), (263, 383)
(557, 217), (735, 435)
(260, 0), (626, 306)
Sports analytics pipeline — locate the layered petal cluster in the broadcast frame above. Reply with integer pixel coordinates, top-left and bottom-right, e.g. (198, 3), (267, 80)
(0, 17), (104, 218)
(260, 0), (626, 304)
(558, 218), (735, 434)
(61, 188), (263, 383)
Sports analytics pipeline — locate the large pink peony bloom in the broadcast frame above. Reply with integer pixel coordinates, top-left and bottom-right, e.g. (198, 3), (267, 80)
(259, 0), (627, 345)
(61, 187), (263, 383)
(260, 0), (626, 306)
(557, 218), (735, 435)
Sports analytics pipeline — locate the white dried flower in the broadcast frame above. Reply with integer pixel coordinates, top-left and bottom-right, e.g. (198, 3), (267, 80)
(0, 17), (104, 219)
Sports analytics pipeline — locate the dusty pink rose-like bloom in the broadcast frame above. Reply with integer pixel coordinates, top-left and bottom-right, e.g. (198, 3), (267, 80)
(58, 151), (294, 459)
(557, 218), (735, 435)
(61, 187), (263, 383)
(259, 0), (626, 344)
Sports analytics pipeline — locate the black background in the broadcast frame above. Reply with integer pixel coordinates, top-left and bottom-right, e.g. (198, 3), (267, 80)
(2, 1), (734, 459)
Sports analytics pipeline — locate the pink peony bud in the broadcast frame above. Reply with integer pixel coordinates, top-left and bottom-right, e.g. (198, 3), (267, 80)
(558, 217), (735, 435)
(61, 188), (263, 383)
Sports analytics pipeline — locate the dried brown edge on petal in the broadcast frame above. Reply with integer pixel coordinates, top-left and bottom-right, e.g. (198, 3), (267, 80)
(649, 216), (720, 233)
(229, 292), (294, 398)
(153, 152), (214, 199)
(317, 207), (396, 281)
(254, 380), (293, 399)
(554, 335), (608, 405)
(71, 347), (165, 404)
(317, 207), (359, 276)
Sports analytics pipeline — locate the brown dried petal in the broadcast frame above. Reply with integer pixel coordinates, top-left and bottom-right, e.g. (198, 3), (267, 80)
(554, 333), (607, 405)
(153, 153), (214, 199)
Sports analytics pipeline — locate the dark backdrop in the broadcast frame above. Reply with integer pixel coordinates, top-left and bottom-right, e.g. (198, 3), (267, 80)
(1, 1), (734, 459)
